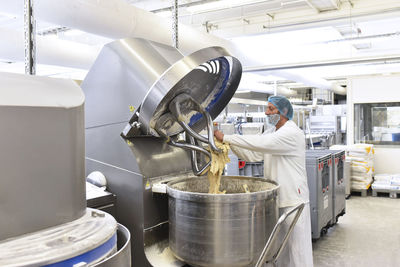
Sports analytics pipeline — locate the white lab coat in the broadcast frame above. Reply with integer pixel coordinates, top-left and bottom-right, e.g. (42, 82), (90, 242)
(223, 120), (313, 267)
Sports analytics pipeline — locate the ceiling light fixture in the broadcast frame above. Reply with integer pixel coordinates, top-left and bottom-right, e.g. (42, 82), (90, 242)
(326, 32), (400, 45)
(280, 0), (306, 6)
(186, 0), (273, 13)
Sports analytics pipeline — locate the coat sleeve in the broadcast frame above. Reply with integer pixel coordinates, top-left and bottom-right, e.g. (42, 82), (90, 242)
(223, 126), (300, 156)
(230, 145), (264, 162)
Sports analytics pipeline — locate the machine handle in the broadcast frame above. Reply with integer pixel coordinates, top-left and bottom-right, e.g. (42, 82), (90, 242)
(255, 202), (305, 267)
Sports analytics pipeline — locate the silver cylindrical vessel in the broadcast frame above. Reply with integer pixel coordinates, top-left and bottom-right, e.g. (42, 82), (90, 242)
(167, 176), (279, 267)
(94, 224), (132, 267)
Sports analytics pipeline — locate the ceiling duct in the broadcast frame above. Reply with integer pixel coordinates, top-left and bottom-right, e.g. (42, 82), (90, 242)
(0, 0), (345, 94)
(0, 27), (99, 69)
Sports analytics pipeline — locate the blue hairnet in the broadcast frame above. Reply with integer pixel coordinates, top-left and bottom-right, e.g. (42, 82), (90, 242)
(268, 95), (293, 120)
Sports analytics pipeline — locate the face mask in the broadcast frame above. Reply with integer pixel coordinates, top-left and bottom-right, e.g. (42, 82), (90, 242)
(267, 114), (280, 126)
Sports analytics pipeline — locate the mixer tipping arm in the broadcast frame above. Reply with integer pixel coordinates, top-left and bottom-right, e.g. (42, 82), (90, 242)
(155, 93), (223, 176)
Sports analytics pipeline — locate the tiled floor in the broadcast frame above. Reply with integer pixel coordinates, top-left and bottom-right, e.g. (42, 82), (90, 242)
(312, 196), (400, 267)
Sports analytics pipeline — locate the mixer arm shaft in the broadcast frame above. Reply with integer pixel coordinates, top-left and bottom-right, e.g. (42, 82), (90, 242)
(188, 135), (211, 176)
(169, 93), (221, 153)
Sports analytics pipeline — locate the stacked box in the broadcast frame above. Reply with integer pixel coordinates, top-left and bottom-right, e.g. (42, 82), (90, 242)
(330, 144), (375, 190)
(372, 174), (400, 190)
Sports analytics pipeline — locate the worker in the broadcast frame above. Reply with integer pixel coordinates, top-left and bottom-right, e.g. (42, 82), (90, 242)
(214, 95), (313, 267)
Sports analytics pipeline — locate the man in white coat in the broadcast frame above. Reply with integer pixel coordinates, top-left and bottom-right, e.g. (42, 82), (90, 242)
(214, 95), (313, 267)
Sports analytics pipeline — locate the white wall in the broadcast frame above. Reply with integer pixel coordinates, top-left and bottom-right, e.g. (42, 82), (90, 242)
(347, 74), (400, 174)
(374, 147), (400, 174)
(350, 75), (400, 104)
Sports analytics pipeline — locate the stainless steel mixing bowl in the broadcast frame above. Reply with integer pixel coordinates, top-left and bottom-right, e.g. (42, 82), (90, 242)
(167, 176), (279, 267)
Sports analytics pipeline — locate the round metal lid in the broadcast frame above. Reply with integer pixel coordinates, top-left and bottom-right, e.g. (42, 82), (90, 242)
(139, 46), (242, 136)
(0, 208), (117, 266)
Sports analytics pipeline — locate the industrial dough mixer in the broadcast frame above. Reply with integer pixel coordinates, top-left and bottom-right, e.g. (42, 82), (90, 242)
(82, 37), (303, 267)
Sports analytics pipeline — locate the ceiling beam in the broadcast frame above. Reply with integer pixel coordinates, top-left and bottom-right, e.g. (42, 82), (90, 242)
(191, 0), (400, 37)
(304, 0), (320, 13)
(244, 54), (400, 72)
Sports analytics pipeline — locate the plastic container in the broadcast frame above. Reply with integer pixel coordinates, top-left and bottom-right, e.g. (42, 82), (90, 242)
(239, 161), (264, 177)
(392, 133), (400, 142)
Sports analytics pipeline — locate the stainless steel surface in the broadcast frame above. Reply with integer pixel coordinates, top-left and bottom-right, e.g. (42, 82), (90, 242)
(139, 46), (242, 137)
(330, 150), (346, 223)
(344, 159), (351, 197)
(167, 176), (279, 267)
(309, 116), (342, 147)
(82, 38), (183, 129)
(168, 93), (220, 152)
(255, 203), (305, 267)
(164, 93), (220, 176)
(0, 74), (85, 241)
(189, 136), (212, 176)
(82, 37), (243, 266)
(0, 208), (117, 266)
(85, 129), (192, 267)
(306, 150), (333, 239)
(94, 224), (132, 267)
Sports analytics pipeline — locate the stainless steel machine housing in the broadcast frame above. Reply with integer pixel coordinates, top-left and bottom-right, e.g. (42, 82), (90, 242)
(329, 150), (346, 223)
(0, 72), (85, 241)
(306, 150), (333, 239)
(82, 38), (242, 266)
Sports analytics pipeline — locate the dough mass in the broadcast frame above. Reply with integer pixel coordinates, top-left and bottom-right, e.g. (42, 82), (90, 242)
(207, 140), (230, 194)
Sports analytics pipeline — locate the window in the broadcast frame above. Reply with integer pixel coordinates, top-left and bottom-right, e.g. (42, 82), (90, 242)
(354, 102), (400, 145)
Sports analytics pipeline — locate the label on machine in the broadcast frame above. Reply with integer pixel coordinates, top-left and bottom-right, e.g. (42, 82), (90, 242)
(324, 195), (329, 210)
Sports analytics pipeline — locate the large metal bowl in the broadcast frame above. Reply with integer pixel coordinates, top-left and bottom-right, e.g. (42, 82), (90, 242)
(167, 176), (279, 267)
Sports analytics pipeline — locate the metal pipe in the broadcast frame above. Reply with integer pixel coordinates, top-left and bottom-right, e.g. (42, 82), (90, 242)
(255, 203), (305, 267)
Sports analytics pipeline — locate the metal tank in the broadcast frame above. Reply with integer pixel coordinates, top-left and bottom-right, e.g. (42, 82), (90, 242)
(0, 73), (131, 267)
(167, 176), (279, 267)
(0, 72), (86, 241)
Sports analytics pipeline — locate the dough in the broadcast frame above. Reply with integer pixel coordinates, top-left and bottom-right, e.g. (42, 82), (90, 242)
(207, 139), (230, 194)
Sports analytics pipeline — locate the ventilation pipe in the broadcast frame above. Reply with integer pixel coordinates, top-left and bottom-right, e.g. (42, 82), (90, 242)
(0, 0), (345, 94)
(0, 27), (99, 69)
(0, 0), (236, 57)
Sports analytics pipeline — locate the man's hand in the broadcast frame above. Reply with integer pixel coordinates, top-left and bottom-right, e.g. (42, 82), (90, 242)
(214, 130), (224, 142)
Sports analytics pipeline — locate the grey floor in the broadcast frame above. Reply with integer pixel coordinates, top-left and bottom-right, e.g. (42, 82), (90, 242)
(312, 196), (400, 267)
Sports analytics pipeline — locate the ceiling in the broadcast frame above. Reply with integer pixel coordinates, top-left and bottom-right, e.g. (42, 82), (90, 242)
(0, 0), (399, 94)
